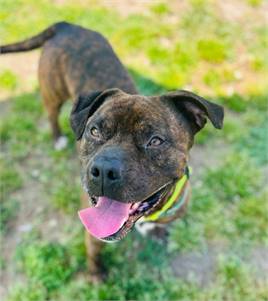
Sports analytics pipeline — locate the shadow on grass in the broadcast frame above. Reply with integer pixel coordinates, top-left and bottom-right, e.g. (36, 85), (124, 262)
(129, 68), (169, 95)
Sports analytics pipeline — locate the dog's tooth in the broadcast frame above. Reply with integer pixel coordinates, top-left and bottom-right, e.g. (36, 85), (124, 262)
(138, 202), (149, 211)
(130, 202), (141, 215)
(131, 202), (140, 211)
(129, 208), (136, 215)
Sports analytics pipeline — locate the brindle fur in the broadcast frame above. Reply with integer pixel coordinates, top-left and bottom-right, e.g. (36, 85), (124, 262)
(1, 22), (224, 281)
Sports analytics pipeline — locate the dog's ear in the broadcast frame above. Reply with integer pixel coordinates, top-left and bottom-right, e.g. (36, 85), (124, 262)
(70, 88), (121, 140)
(161, 90), (224, 134)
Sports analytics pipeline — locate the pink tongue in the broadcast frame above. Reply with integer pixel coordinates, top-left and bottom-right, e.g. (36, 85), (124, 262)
(78, 197), (132, 239)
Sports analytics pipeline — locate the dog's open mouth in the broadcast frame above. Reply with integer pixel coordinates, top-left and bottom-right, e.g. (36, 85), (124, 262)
(78, 182), (174, 242)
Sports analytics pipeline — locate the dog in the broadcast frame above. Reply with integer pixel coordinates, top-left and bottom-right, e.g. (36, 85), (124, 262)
(1, 22), (224, 281)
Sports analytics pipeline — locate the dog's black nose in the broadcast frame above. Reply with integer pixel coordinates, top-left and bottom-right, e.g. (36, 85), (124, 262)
(90, 159), (122, 187)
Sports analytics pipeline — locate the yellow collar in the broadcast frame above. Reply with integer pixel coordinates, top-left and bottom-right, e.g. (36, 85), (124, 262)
(142, 166), (191, 222)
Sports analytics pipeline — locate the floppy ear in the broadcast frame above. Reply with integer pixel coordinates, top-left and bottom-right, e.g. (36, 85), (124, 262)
(70, 88), (121, 140)
(161, 90), (224, 134)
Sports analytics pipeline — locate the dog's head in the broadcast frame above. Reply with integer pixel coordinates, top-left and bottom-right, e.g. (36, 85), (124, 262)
(70, 88), (223, 242)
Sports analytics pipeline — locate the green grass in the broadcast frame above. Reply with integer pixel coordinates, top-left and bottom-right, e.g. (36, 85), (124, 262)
(17, 242), (73, 292)
(7, 282), (47, 301)
(206, 254), (268, 301)
(150, 2), (170, 15)
(204, 152), (261, 201)
(45, 157), (80, 213)
(247, 0), (263, 7)
(197, 39), (229, 63)
(169, 151), (266, 251)
(233, 190), (268, 243)
(0, 159), (22, 233)
(0, 92), (44, 159)
(0, 160), (23, 198)
(1, 0), (268, 300)
(0, 70), (18, 91)
(0, 196), (19, 234)
(236, 121), (268, 165)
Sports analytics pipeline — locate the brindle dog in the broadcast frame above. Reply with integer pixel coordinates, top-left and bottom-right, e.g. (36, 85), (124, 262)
(0, 22), (224, 281)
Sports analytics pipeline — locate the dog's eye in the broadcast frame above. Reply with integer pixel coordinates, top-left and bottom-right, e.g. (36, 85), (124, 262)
(147, 136), (165, 147)
(90, 126), (101, 138)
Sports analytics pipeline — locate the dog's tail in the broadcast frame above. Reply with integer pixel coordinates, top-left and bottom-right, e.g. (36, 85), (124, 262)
(0, 22), (67, 54)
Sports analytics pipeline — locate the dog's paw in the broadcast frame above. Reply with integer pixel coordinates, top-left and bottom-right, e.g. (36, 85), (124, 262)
(54, 136), (68, 150)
